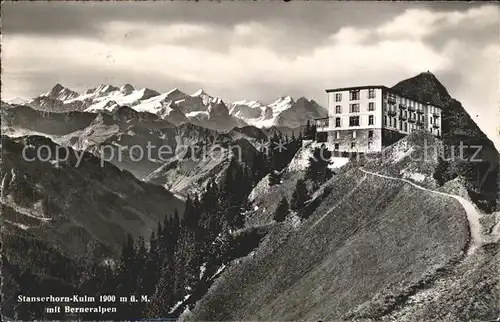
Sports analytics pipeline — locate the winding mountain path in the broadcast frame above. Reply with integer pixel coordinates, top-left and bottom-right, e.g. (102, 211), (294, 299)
(359, 168), (484, 255)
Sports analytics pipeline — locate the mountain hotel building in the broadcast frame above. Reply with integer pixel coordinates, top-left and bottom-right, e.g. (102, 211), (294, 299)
(315, 85), (442, 153)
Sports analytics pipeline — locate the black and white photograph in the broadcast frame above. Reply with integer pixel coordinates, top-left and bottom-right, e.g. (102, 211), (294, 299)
(1, 1), (499, 321)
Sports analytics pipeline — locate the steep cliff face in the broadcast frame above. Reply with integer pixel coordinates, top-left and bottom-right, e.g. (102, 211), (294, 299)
(392, 72), (451, 107)
(392, 72), (493, 146)
(392, 72), (498, 212)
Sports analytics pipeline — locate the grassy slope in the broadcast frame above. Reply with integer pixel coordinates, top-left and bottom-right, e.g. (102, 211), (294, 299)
(382, 243), (499, 321)
(186, 167), (469, 320)
(246, 170), (304, 227)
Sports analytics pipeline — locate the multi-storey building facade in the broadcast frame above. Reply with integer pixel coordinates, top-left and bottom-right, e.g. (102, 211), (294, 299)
(315, 85), (442, 153)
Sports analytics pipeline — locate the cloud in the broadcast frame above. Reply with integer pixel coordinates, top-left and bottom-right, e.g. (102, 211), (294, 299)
(377, 4), (500, 40)
(103, 21), (212, 46)
(330, 27), (372, 44)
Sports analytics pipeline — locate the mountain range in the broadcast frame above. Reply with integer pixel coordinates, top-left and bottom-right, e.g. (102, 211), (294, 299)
(17, 83), (327, 132)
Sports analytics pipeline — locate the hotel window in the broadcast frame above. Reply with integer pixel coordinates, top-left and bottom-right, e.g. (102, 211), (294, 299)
(334, 143), (339, 150)
(349, 90), (360, 101)
(368, 141), (373, 150)
(368, 102), (375, 111)
(349, 116), (360, 127)
(335, 131), (340, 139)
(351, 142), (356, 149)
(335, 93), (342, 102)
(335, 105), (342, 114)
(335, 117), (341, 127)
(384, 115), (388, 126)
(404, 123), (408, 132)
(368, 130), (374, 139)
(352, 131), (357, 139)
(368, 89), (376, 99)
(349, 103), (360, 113)
(368, 115), (374, 125)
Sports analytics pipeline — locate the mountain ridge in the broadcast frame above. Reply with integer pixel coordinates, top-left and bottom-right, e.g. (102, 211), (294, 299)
(24, 83), (327, 131)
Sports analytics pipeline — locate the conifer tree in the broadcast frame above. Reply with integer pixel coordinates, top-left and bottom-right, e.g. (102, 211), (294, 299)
(251, 150), (267, 184)
(274, 197), (289, 222)
(305, 120), (311, 139)
(291, 179), (309, 211)
(307, 146), (333, 187)
(141, 231), (161, 297)
(117, 234), (137, 293)
(145, 256), (175, 318)
(115, 234), (139, 319)
(310, 123), (317, 140)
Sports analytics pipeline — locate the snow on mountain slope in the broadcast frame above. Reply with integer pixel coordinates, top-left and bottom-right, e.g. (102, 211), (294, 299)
(5, 97), (28, 105)
(83, 87), (161, 112)
(192, 89), (223, 105)
(26, 84), (327, 130)
(229, 100), (265, 120)
(274, 97), (327, 128)
(133, 88), (189, 114)
(131, 89), (189, 124)
(228, 96), (327, 129)
(46, 83), (80, 101)
(269, 96), (295, 114)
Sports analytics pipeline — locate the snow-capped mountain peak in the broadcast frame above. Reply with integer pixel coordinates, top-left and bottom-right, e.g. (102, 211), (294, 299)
(46, 83), (65, 95)
(96, 84), (119, 93)
(120, 84), (135, 95)
(227, 95), (327, 128)
(45, 83), (79, 100)
(231, 100), (264, 109)
(190, 88), (222, 105)
(137, 87), (161, 101)
(192, 89), (208, 97)
(26, 84), (326, 130)
(167, 88), (181, 95)
(270, 96), (295, 108)
(165, 88), (188, 102)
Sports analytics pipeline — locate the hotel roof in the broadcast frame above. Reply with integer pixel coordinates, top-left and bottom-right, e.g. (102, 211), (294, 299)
(325, 85), (441, 108)
(325, 85), (390, 93)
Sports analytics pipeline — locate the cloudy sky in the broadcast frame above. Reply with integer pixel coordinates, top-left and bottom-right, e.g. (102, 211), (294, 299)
(2, 2), (499, 147)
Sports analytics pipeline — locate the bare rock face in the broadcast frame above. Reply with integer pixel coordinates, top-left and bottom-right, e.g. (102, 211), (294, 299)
(120, 83), (135, 95)
(392, 71), (451, 107)
(392, 72), (498, 212)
